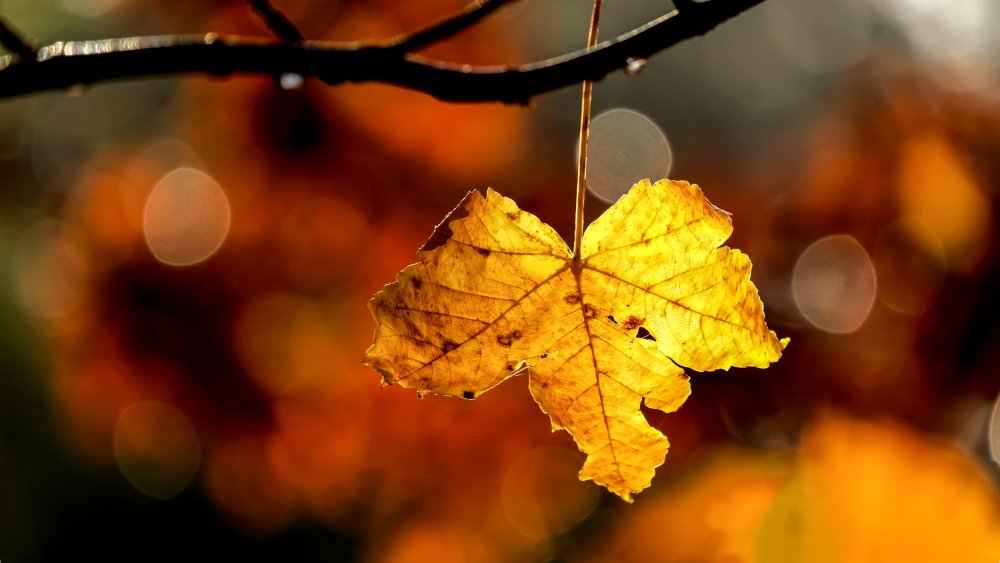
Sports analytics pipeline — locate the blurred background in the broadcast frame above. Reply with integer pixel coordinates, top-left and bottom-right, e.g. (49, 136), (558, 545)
(1, 0), (1000, 560)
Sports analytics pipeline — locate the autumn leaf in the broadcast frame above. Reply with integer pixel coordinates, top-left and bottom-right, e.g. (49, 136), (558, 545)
(364, 179), (786, 500)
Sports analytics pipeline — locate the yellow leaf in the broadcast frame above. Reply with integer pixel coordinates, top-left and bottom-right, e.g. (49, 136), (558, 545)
(365, 179), (785, 500)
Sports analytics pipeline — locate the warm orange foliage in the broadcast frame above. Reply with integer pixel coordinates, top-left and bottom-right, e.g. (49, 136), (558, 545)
(589, 413), (1000, 562)
(365, 179), (786, 500)
(758, 415), (1000, 562)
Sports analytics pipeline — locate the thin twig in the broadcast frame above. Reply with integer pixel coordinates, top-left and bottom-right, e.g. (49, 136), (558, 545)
(246, 0), (304, 43)
(0, 0), (766, 103)
(391, 0), (518, 53)
(572, 0), (602, 264)
(0, 17), (35, 59)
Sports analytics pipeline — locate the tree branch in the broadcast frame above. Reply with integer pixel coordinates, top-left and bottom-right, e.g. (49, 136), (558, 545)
(0, 0), (765, 104)
(0, 17), (35, 59)
(390, 0), (518, 53)
(246, 0), (304, 43)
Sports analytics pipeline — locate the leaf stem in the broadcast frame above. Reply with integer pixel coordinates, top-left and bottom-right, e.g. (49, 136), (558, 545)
(572, 0), (602, 265)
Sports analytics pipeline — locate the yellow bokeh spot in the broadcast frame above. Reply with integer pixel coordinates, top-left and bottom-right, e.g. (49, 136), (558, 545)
(897, 132), (991, 273)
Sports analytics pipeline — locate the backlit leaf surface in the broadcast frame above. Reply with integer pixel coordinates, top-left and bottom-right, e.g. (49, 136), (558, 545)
(365, 179), (785, 500)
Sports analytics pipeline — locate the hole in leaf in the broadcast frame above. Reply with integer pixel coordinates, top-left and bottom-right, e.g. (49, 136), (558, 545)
(636, 326), (656, 341)
(507, 360), (531, 377)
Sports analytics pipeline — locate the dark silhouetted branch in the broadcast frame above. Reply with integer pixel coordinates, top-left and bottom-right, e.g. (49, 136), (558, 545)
(390, 0), (518, 53)
(247, 0), (305, 43)
(0, 17), (35, 59)
(0, 0), (766, 104)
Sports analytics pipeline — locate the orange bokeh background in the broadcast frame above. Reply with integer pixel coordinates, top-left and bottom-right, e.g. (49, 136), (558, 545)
(1, 0), (1000, 561)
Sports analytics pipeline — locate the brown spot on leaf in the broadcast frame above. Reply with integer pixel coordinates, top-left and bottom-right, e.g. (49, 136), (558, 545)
(442, 340), (459, 352)
(497, 330), (521, 346)
(583, 304), (598, 319)
(564, 293), (580, 305)
(462, 390), (475, 399)
(403, 319), (420, 336)
(541, 382), (549, 389)
(539, 353), (549, 359)
(623, 315), (644, 330)
(607, 315), (619, 324)
(475, 247), (491, 257)
(505, 362), (515, 371)
(411, 277), (423, 289)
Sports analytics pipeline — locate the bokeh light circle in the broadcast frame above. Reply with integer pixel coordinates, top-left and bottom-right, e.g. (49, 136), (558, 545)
(143, 167), (231, 266)
(990, 394), (1000, 466)
(114, 401), (201, 500)
(586, 108), (672, 203)
(792, 234), (877, 333)
(12, 220), (88, 320)
(501, 447), (600, 540)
